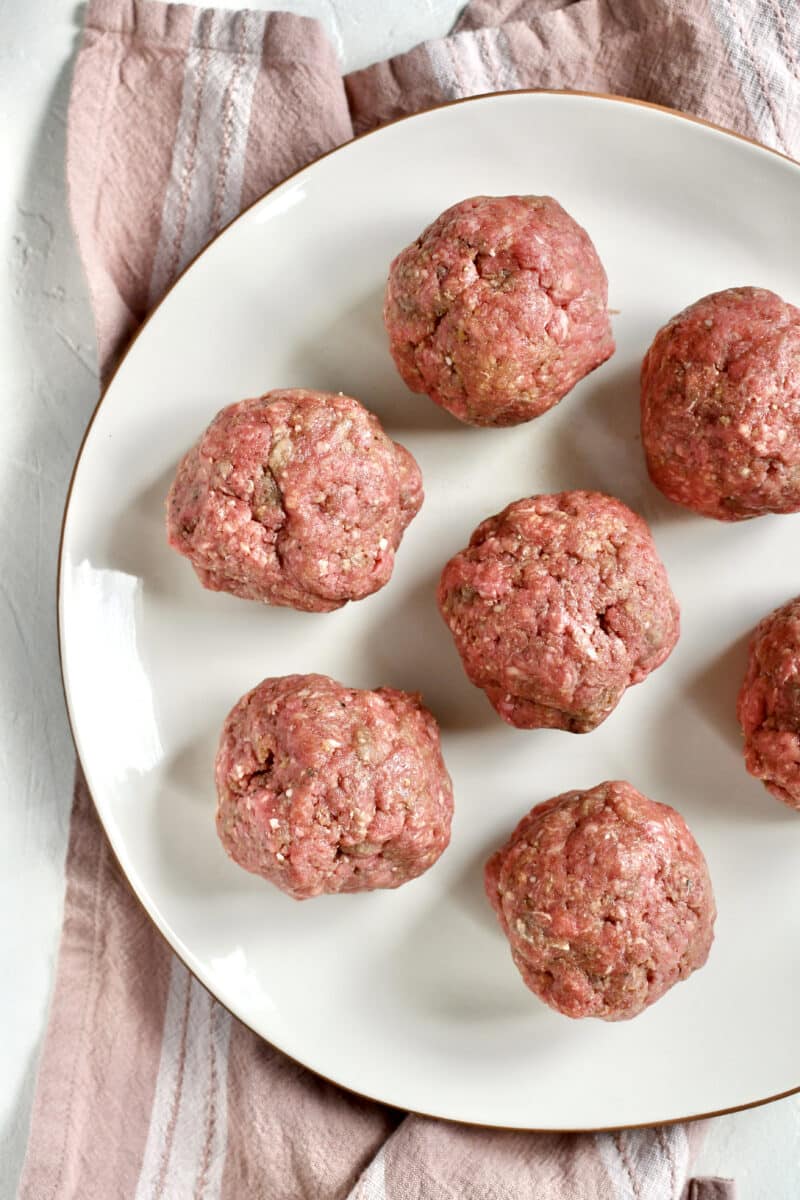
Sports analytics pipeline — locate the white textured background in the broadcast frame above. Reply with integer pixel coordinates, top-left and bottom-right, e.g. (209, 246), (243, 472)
(2, 2), (799, 1195)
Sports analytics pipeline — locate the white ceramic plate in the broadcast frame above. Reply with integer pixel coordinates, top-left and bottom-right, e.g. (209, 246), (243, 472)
(60, 92), (800, 1130)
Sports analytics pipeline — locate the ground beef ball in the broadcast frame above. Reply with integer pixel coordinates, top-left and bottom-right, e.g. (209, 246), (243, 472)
(485, 781), (716, 1020)
(641, 287), (800, 521)
(437, 491), (679, 732)
(167, 389), (423, 612)
(215, 674), (454, 899)
(737, 596), (800, 810)
(383, 195), (614, 427)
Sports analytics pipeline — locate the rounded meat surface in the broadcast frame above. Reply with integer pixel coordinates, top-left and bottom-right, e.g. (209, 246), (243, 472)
(215, 674), (454, 899)
(485, 781), (716, 1020)
(384, 195), (615, 427)
(167, 389), (423, 612)
(641, 287), (800, 521)
(737, 596), (800, 809)
(437, 491), (679, 732)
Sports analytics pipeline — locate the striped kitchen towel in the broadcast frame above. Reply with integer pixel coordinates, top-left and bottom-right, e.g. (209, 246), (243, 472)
(21, 0), (797, 1194)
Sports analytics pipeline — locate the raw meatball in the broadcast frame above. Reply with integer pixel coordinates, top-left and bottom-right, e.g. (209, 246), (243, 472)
(215, 674), (454, 898)
(437, 491), (679, 732)
(384, 195), (614, 427)
(641, 287), (800, 520)
(737, 596), (800, 809)
(485, 781), (716, 1020)
(167, 389), (423, 612)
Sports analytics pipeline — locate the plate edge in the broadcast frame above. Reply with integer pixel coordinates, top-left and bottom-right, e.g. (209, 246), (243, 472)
(57, 88), (800, 1131)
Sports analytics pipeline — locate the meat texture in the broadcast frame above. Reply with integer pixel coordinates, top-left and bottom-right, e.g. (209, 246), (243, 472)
(215, 674), (454, 898)
(641, 287), (800, 520)
(437, 491), (679, 732)
(738, 595), (800, 809)
(384, 195), (614, 427)
(485, 781), (716, 1020)
(167, 389), (423, 611)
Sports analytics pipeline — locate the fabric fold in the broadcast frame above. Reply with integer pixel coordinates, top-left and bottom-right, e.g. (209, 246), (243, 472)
(69, 0), (351, 375)
(347, 1), (763, 139)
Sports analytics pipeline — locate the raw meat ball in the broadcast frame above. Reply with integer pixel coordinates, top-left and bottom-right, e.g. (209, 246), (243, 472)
(641, 287), (800, 520)
(384, 195), (615, 427)
(215, 674), (454, 899)
(437, 491), (679, 732)
(737, 595), (800, 809)
(485, 781), (716, 1020)
(167, 389), (423, 612)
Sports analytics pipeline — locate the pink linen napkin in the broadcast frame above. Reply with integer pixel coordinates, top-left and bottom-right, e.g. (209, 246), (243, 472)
(21, 0), (799, 1195)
